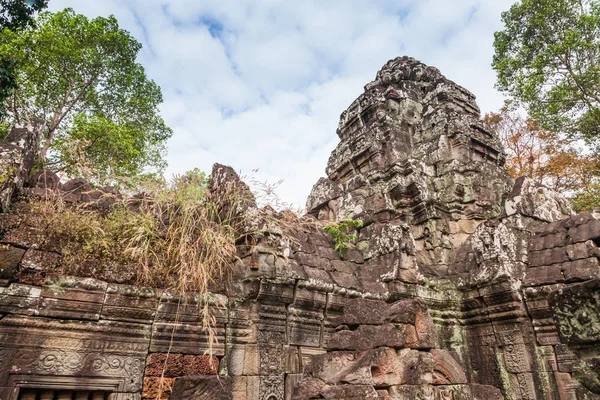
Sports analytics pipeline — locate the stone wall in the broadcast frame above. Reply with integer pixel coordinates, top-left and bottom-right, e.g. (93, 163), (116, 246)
(0, 57), (598, 400)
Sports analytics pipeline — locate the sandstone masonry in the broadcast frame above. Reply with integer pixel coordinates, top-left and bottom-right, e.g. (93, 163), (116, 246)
(0, 57), (597, 400)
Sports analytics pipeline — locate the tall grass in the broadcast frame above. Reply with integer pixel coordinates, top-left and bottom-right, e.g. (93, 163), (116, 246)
(34, 168), (261, 290)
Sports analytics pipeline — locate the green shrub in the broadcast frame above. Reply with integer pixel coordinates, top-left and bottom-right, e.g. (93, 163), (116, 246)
(323, 218), (364, 258)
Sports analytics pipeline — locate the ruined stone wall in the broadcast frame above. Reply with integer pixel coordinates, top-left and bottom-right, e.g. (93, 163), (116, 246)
(0, 57), (598, 400)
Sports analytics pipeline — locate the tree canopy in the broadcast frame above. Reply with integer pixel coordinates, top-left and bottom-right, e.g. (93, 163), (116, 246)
(0, 0), (48, 31)
(0, 8), (172, 186)
(484, 109), (600, 211)
(492, 0), (600, 144)
(0, 0), (48, 117)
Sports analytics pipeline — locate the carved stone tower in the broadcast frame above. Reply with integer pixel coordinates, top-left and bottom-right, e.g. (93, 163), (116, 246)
(307, 56), (513, 277)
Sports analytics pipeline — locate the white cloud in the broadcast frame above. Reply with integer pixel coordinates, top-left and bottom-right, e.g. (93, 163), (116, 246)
(47, 0), (516, 208)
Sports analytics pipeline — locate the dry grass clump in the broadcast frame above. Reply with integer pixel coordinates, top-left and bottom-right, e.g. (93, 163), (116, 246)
(31, 199), (136, 280)
(34, 168), (255, 295)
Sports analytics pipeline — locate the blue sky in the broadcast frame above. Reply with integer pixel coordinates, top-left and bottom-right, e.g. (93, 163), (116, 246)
(48, 0), (516, 209)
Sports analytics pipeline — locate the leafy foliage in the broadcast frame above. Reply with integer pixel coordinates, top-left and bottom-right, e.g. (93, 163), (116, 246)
(0, 57), (16, 118)
(571, 183), (600, 211)
(53, 114), (167, 187)
(324, 218), (364, 258)
(0, 8), (172, 187)
(0, 0), (48, 31)
(492, 0), (600, 145)
(32, 169), (251, 353)
(0, 0), (48, 117)
(484, 109), (600, 211)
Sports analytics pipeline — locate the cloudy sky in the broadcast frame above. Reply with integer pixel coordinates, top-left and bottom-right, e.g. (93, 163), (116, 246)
(48, 0), (516, 209)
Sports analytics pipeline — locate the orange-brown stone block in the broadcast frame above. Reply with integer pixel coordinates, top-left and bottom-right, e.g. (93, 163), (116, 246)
(145, 353), (184, 377)
(182, 354), (219, 375)
(142, 377), (173, 399)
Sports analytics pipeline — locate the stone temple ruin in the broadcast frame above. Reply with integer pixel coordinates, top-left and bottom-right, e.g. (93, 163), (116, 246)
(0, 56), (598, 399)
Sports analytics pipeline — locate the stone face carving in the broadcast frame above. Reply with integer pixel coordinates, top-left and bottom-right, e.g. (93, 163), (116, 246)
(549, 279), (600, 345)
(0, 57), (598, 400)
(306, 56), (513, 277)
(549, 279), (600, 395)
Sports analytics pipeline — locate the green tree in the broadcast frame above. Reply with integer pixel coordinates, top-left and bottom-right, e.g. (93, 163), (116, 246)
(0, 57), (16, 118)
(0, 0), (48, 118)
(0, 8), (172, 186)
(492, 0), (600, 143)
(0, 0), (48, 31)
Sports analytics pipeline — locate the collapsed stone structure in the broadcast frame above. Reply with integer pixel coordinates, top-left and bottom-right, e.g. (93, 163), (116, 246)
(0, 56), (597, 400)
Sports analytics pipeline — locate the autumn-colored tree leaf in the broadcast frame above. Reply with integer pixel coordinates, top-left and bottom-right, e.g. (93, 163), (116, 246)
(484, 109), (600, 211)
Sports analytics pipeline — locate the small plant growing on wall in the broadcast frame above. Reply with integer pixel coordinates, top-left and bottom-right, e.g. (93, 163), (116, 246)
(324, 218), (364, 258)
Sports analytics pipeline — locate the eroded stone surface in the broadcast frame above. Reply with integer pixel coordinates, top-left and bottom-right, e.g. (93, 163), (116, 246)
(0, 57), (597, 400)
(306, 56), (513, 279)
